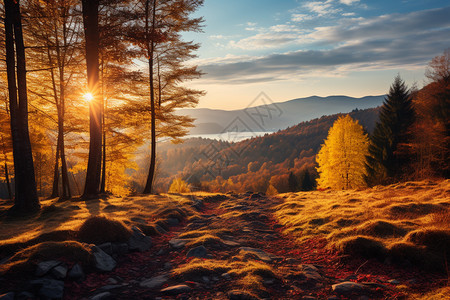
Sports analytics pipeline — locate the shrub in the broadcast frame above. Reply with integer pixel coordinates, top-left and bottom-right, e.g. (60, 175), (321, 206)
(78, 215), (131, 245)
(169, 178), (191, 193)
(337, 236), (386, 258)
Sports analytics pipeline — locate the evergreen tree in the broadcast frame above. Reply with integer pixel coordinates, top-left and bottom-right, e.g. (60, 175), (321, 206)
(288, 171), (298, 192)
(365, 75), (415, 185)
(317, 115), (369, 190)
(299, 169), (315, 191)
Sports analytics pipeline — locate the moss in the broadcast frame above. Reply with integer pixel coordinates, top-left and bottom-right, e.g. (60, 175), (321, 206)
(358, 220), (407, 237)
(337, 236), (386, 258)
(172, 259), (230, 281)
(0, 241), (93, 279)
(78, 215), (131, 244)
(406, 229), (450, 253)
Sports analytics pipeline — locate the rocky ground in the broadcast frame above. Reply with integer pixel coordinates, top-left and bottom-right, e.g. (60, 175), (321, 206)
(0, 192), (447, 300)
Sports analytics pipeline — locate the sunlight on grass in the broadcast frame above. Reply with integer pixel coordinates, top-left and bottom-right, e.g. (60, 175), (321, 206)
(275, 180), (450, 271)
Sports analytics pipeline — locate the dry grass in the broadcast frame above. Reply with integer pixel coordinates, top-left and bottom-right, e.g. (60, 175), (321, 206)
(0, 193), (203, 279)
(275, 180), (450, 272)
(0, 241), (92, 278)
(172, 258), (277, 295)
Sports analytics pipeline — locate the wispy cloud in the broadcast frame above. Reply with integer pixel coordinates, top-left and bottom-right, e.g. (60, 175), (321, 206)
(197, 6), (450, 84)
(340, 0), (359, 5)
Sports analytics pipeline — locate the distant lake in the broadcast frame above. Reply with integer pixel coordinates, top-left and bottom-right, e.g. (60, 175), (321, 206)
(187, 131), (274, 142)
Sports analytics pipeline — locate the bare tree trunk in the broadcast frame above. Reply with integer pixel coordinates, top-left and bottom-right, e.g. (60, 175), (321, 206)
(4, 0), (39, 214)
(1, 135), (12, 201)
(81, 0), (102, 199)
(50, 134), (61, 198)
(100, 58), (106, 194)
(143, 0), (157, 194)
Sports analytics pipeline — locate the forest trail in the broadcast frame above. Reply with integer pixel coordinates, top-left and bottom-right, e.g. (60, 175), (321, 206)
(61, 192), (437, 300)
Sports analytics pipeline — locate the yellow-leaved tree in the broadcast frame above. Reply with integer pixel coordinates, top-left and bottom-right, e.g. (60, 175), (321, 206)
(316, 115), (369, 189)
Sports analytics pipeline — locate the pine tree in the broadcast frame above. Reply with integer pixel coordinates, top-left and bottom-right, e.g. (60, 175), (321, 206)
(288, 171), (298, 192)
(365, 75), (415, 185)
(316, 115), (369, 190)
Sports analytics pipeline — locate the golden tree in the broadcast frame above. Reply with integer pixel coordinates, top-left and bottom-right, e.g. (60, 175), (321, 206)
(316, 115), (369, 189)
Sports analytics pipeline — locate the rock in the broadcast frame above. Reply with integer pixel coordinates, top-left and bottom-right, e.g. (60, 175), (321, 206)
(68, 263), (84, 280)
(227, 290), (258, 300)
(202, 276), (210, 284)
(239, 247), (274, 263)
(160, 284), (191, 295)
(107, 278), (118, 285)
(166, 218), (179, 226)
(388, 279), (400, 285)
(222, 240), (240, 247)
(31, 278), (65, 300)
(91, 246), (117, 272)
(127, 226), (152, 252)
(327, 297), (339, 300)
(17, 291), (35, 299)
(0, 293), (14, 300)
(221, 272), (231, 280)
(140, 275), (169, 289)
(90, 292), (112, 300)
(249, 193), (263, 199)
(169, 238), (187, 249)
(98, 285), (122, 291)
(35, 260), (61, 276)
(131, 217), (146, 224)
(51, 264), (68, 279)
(163, 262), (172, 270)
(98, 242), (113, 255)
(112, 243), (129, 256)
(301, 264), (322, 281)
(332, 282), (367, 295)
(186, 245), (208, 258)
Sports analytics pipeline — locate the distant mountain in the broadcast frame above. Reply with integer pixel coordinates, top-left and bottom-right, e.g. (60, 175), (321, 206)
(178, 95), (385, 134)
(138, 107), (381, 193)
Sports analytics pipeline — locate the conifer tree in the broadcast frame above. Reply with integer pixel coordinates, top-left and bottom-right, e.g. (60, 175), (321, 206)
(316, 115), (369, 190)
(365, 75), (415, 185)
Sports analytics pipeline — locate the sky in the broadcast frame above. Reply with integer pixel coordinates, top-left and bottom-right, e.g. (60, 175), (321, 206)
(182, 0), (450, 110)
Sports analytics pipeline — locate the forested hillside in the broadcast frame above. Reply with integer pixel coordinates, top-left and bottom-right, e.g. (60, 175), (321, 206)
(142, 107), (380, 193)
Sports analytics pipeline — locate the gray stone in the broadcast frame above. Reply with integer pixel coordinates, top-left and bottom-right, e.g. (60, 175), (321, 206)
(388, 279), (400, 285)
(332, 282), (367, 295)
(327, 297), (339, 300)
(301, 264), (322, 281)
(140, 275), (169, 289)
(186, 245), (208, 258)
(90, 292), (112, 300)
(112, 243), (129, 256)
(166, 218), (180, 226)
(222, 240), (240, 247)
(31, 278), (64, 299)
(51, 265), (68, 279)
(160, 284), (191, 295)
(68, 263), (84, 280)
(107, 278), (118, 285)
(92, 246), (117, 272)
(239, 247), (274, 263)
(98, 285), (122, 291)
(169, 238), (187, 249)
(36, 260), (61, 276)
(202, 276), (210, 284)
(155, 225), (167, 234)
(98, 242), (113, 255)
(17, 291), (35, 300)
(0, 293), (14, 300)
(127, 226), (152, 252)
(221, 272), (231, 280)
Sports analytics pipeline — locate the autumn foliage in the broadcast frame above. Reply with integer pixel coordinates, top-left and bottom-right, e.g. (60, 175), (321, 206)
(316, 115), (369, 189)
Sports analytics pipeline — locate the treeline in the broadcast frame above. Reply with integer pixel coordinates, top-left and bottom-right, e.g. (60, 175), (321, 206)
(0, 0), (204, 210)
(153, 107), (380, 193)
(316, 50), (449, 189)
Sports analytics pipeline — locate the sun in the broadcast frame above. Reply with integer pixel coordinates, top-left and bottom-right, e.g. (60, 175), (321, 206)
(83, 93), (94, 102)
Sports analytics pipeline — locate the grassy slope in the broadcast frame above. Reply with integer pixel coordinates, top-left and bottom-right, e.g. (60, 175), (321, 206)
(275, 180), (450, 273)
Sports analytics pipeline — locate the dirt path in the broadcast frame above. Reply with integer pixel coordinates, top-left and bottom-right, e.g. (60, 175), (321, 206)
(64, 193), (441, 299)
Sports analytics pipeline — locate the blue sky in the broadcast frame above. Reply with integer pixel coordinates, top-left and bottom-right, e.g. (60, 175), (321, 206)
(183, 0), (450, 109)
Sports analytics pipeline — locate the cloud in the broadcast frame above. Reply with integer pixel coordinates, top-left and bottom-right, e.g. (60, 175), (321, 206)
(197, 6), (450, 84)
(291, 13), (313, 22)
(340, 0), (359, 5)
(303, 0), (340, 16)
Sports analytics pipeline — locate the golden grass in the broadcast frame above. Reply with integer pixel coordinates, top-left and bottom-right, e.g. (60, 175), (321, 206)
(275, 179), (450, 271)
(172, 258), (277, 294)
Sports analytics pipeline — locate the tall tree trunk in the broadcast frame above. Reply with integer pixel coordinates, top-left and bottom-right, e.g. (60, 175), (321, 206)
(4, 0), (39, 213)
(81, 0), (102, 199)
(50, 136), (61, 198)
(100, 58), (106, 194)
(1, 135), (12, 201)
(143, 0), (157, 194)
